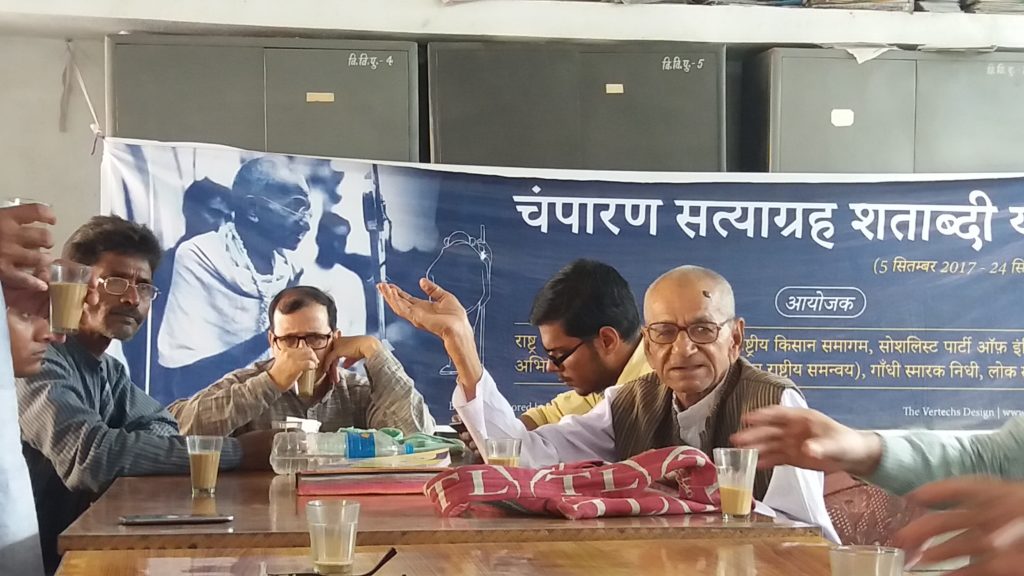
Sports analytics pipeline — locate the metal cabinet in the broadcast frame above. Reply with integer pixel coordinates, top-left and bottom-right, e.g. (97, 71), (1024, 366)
(751, 49), (916, 173)
(110, 43), (266, 151)
(915, 54), (1024, 173)
(429, 42), (726, 171)
(107, 36), (420, 161)
(751, 48), (1024, 174)
(428, 45), (581, 169)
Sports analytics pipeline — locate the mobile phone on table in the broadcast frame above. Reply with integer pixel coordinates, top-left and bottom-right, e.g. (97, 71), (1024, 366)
(118, 514), (234, 526)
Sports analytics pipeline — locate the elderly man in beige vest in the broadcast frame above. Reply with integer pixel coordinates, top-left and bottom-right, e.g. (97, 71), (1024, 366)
(380, 265), (838, 542)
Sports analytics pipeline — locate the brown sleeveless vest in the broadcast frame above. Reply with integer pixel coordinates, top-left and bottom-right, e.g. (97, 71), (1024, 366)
(609, 357), (799, 500)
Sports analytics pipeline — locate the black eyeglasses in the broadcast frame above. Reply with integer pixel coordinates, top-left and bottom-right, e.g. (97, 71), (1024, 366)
(272, 333), (332, 350)
(99, 277), (160, 301)
(545, 339), (590, 369)
(643, 319), (733, 345)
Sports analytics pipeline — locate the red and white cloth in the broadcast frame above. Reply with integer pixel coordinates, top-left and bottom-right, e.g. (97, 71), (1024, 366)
(424, 446), (721, 520)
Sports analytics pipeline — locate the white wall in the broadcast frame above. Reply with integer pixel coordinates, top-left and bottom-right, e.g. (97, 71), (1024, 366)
(0, 35), (104, 248)
(4, 0), (1024, 49)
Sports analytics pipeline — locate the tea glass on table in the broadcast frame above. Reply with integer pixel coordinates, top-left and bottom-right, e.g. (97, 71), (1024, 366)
(713, 447), (758, 520)
(306, 500), (360, 575)
(485, 438), (522, 467)
(829, 545), (904, 576)
(186, 435), (223, 497)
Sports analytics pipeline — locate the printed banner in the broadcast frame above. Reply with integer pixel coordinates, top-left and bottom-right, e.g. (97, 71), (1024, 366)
(101, 138), (1024, 430)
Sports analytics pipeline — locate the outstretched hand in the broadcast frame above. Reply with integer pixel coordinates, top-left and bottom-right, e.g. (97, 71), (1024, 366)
(896, 477), (1024, 575)
(378, 278), (484, 393)
(378, 278), (471, 341)
(730, 406), (882, 476)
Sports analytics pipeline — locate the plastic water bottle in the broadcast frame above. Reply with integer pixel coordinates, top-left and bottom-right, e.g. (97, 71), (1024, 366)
(270, 431), (312, 475)
(343, 429), (413, 459)
(270, 430), (414, 474)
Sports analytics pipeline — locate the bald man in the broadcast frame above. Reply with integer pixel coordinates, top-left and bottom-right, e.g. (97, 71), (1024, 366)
(379, 266), (839, 542)
(159, 157), (312, 393)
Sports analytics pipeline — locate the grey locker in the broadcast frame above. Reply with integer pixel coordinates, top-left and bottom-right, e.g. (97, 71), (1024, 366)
(264, 48), (416, 160)
(754, 49), (917, 173)
(429, 42), (726, 171)
(429, 46), (581, 169)
(109, 44), (266, 151)
(107, 36), (420, 161)
(578, 50), (723, 171)
(915, 55), (1024, 173)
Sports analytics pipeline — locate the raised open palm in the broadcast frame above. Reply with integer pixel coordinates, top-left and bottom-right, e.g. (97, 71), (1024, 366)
(378, 278), (470, 340)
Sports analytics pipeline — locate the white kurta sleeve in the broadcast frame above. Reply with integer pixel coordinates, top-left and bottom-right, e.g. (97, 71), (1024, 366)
(453, 370), (618, 467)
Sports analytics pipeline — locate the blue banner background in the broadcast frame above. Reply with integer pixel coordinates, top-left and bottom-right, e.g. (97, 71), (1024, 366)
(104, 139), (1024, 431)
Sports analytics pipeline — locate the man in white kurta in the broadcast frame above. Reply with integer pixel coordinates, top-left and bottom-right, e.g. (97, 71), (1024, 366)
(381, 265), (839, 543)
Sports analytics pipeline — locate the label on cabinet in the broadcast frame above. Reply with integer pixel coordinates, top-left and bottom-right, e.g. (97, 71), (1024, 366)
(830, 109), (855, 127)
(305, 92), (336, 103)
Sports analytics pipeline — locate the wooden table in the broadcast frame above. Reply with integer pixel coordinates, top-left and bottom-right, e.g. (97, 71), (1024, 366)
(60, 472), (822, 552)
(56, 539), (833, 575)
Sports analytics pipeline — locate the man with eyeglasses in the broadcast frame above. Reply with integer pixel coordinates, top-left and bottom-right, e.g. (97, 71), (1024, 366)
(16, 216), (279, 573)
(519, 259), (651, 431)
(159, 156), (312, 399)
(380, 265), (838, 541)
(169, 286), (434, 436)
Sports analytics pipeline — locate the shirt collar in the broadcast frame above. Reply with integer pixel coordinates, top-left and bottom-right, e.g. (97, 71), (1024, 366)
(672, 378), (728, 421)
(616, 340), (653, 385)
(671, 368), (731, 448)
